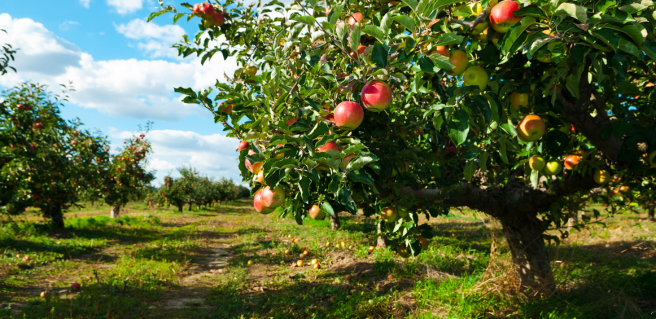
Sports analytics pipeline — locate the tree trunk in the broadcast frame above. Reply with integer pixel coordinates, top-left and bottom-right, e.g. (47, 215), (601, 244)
(376, 223), (387, 249)
(110, 205), (121, 218)
(329, 214), (340, 231)
(177, 203), (183, 213)
(567, 209), (578, 229)
(50, 206), (65, 229)
(500, 214), (555, 295)
(649, 208), (654, 221)
(188, 202), (192, 211)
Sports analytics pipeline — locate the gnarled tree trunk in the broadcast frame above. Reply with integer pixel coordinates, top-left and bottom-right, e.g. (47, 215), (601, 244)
(177, 203), (183, 213)
(376, 223), (387, 248)
(329, 214), (340, 231)
(49, 205), (65, 229)
(110, 205), (121, 218)
(500, 214), (554, 295)
(649, 208), (654, 221)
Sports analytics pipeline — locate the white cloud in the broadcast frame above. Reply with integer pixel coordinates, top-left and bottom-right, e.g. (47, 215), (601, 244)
(112, 129), (242, 185)
(115, 19), (185, 59)
(0, 14), (240, 121)
(107, 0), (144, 14)
(59, 20), (80, 31)
(80, 0), (91, 8)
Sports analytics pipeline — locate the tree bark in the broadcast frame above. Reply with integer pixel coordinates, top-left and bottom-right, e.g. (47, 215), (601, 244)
(177, 203), (183, 213)
(567, 209), (578, 229)
(649, 208), (655, 221)
(110, 205), (121, 219)
(188, 202), (192, 211)
(329, 214), (340, 231)
(49, 206), (65, 229)
(500, 214), (554, 295)
(376, 223), (387, 249)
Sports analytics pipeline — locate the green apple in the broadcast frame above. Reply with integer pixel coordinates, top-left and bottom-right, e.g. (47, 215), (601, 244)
(462, 66), (489, 90)
(529, 155), (545, 171)
(593, 169), (611, 184)
(543, 161), (562, 175)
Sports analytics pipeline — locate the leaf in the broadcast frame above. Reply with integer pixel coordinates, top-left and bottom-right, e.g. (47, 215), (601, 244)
(433, 33), (464, 46)
(427, 54), (455, 70)
(530, 170), (539, 188)
(321, 201), (335, 217)
(513, 5), (547, 19)
(336, 20), (348, 41)
(555, 3), (588, 23)
(433, 113), (445, 131)
(327, 5), (343, 25)
(380, 13), (393, 35)
(499, 136), (509, 164)
(346, 155), (378, 171)
(350, 23), (362, 53)
(402, 0), (418, 11)
(371, 42), (389, 68)
(501, 17), (536, 55)
(362, 25), (386, 42)
(479, 151), (489, 172)
(447, 108), (469, 146)
(299, 175), (310, 203)
(464, 161), (476, 181)
(393, 15), (416, 33)
(348, 170), (375, 184)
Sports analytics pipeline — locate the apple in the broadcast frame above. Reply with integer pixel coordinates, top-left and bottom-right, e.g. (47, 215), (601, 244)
(417, 236), (428, 249)
(396, 246), (410, 258)
(490, 0), (521, 33)
(316, 141), (339, 153)
(368, 246), (375, 254)
(529, 155), (546, 171)
(261, 186), (286, 207)
(192, 3), (203, 16)
(648, 150), (656, 168)
(22, 256), (30, 261)
(619, 185), (630, 193)
(361, 81), (393, 112)
(199, 2), (215, 17)
(434, 46), (449, 57)
(237, 141), (249, 152)
(245, 66), (257, 77)
(40, 291), (51, 299)
(313, 263), (321, 269)
(380, 207), (399, 223)
(564, 155), (582, 170)
(206, 11), (224, 27)
(345, 274), (352, 280)
(247, 260), (253, 266)
(536, 50), (553, 63)
(309, 205), (326, 220)
(491, 32), (502, 46)
(257, 170), (266, 184)
(341, 154), (356, 170)
(462, 66), (489, 90)
(284, 249), (290, 255)
(334, 101), (364, 130)
(297, 260), (305, 267)
(219, 101), (233, 114)
(253, 190), (274, 214)
(71, 282), (81, 291)
(593, 169), (611, 184)
(543, 161), (562, 175)
(510, 92), (529, 112)
(245, 150), (263, 174)
(445, 50), (468, 76)
(516, 115), (546, 142)
(472, 21), (489, 34)
(348, 12), (363, 25)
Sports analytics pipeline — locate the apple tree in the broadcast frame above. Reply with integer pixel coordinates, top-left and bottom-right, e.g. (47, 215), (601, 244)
(0, 83), (110, 228)
(103, 132), (155, 218)
(153, 0), (656, 293)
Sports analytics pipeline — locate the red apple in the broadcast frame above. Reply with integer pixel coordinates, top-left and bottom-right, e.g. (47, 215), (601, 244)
(334, 101), (364, 130)
(254, 190), (274, 214)
(445, 50), (468, 76)
(316, 141), (339, 153)
(192, 3), (203, 16)
(71, 282), (81, 291)
(219, 101), (233, 114)
(199, 2), (215, 17)
(516, 115), (546, 142)
(361, 81), (392, 112)
(509, 92), (529, 112)
(245, 150), (263, 174)
(434, 46), (449, 57)
(207, 11), (224, 26)
(490, 0), (521, 33)
(285, 118), (298, 126)
(564, 155), (582, 170)
(261, 186), (286, 207)
(237, 141), (249, 152)
(348, 12), (363, 25)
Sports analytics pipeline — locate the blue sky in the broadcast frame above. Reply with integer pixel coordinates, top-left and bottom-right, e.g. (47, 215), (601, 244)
(0, 0), (242, 185)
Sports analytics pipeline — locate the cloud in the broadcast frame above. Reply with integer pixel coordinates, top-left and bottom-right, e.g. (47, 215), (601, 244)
(107, 0), (144, 14)
(112, 129), (243, 185)
(115, 19), (185, 59)
(0, 13), (240, 121)
(59, 21), (80, 31)
(80, 0), (91, 8)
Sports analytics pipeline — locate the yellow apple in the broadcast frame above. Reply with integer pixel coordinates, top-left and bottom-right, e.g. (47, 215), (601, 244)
(529, 155), (546, 171)
(543, 161), (562, 175)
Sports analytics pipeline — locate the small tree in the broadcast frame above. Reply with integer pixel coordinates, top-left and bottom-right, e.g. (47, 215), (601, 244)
(103, 130), (155, 218)
(1, 83), (109, 228)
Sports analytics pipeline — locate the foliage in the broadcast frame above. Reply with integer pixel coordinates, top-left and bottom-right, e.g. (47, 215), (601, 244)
(1, 29), (17, 76)
(0, 83), (110, 227)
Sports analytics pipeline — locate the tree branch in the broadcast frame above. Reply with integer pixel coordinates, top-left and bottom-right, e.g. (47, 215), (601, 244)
(448, 8), (488, 31)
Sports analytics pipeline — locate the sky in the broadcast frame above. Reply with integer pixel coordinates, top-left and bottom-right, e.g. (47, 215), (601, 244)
(0, 0), (244, 186)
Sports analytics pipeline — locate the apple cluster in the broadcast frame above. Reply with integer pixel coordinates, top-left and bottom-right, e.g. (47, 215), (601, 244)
(192, 2), (225, 27)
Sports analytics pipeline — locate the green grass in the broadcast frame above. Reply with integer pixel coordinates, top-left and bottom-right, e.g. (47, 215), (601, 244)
(1, 201), (655, 318)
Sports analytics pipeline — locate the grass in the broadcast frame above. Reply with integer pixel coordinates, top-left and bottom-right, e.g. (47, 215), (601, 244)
(0, 201), (654, 318)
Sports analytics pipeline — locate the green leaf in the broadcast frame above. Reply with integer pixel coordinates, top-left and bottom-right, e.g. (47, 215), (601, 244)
(299, 175), (310, 203)
(513, 5), (547, 19)
(321, 201), (335, 217)
(371, 42), (389, 68)
(402, 0), (418, 11)
(393, 15), (416, 33)
(499, 136), (509, 164)
(464, 161), (476, 181)
(447, 108), (469, 146)
(427, 54), (455, 70)
(362, 25), (386, 42)
(346, 155), (378, 171)
(380, 13), (393, 35)
(618, 38), (641, 57)
(555, 3), (588, 23)
(433, 33), (464, 46)
(530, 169), (539, 188)
(350, 23), (362, 53)
(479, 151), (489, 172)
(566, 64), (585, 98)
(501, 17), (536, 55)
(433, 113), (445, 131)
(327, 5), (343, 25)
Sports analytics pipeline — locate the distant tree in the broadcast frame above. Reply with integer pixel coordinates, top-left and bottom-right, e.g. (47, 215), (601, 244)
(0, 83), (109, 228)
